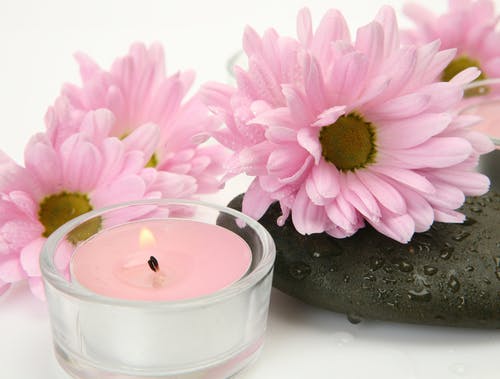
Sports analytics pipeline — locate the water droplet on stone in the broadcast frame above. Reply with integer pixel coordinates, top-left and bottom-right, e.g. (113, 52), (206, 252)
(408, 288), (432, 302)
(382, 277), (397, 285)
(470, 206), (482, 213)
(289, 262), (311, 280)
(383, 266), (394, 274)
(369, 256), (384, 271)
(328, 265), (337, 272)
(311, 238), (343, 257)
(423, 265), (438, 276)
(376, 288), (387, 299)
(440, 244), (454, 260)
(347, 313), (362, 324)
(343, 274), (350, 284)
(363, 273), (376, 282)
(448, 275), (460, 293)
(397, 261), (414, 273)
(415, 242), (431, 254)
(452, 231), (471, 241)
(494, 256), (500, 268)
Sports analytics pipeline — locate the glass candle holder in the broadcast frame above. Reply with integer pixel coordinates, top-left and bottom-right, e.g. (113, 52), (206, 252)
(40, 199), (276, 379)
(460, 78), (500, 192)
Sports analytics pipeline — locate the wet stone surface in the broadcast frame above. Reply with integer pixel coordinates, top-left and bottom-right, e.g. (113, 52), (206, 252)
(225, 192), (500, 329)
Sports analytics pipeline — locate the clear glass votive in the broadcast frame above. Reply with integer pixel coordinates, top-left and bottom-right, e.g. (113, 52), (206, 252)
(460, 78), (500, 192)
(40, 199), (276, 379)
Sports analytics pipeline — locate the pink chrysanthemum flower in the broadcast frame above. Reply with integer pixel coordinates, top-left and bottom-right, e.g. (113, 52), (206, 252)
(203, 6), (494, 243)
(46, 43), (227, 195)
(0, 110), (162, 299)
(403, 0), (500, 97)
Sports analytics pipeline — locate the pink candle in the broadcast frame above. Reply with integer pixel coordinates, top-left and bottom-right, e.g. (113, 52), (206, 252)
(71, 220), (252, 301)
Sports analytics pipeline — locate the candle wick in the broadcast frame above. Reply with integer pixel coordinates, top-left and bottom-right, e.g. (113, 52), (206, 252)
(148, 256), (160, 272)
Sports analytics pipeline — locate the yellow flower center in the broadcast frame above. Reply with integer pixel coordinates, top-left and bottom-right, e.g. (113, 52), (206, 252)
(319, 113), (377, 172)
(38, 192), (101, 244)
(441, 55), (489, 97)
(145, 153), (158, 168)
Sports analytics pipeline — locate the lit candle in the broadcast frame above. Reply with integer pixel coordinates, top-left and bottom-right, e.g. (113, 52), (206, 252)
(41, 200), (275, 378)
(71, 220), (252, 301)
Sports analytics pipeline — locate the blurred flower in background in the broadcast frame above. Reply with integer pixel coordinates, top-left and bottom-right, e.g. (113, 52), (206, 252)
(402, 0), (500, 97)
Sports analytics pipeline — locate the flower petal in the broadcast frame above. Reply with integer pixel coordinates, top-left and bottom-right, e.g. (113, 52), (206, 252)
(291, 185), (326, 234)
(28, 277), (45, 300)
(371, 93), (430, 119)
(242, 179), (274, 221)
(357, 170), (407, 215)
(296, 8), (313, 48)
(368, 211), (415, 244)
(0, 254), (26, 282)
(20, 238), (45, 277)
(370, 165), (435, 194)
(312, 106), (346, 127)
(297, 127), (321, 163)
(122, 123), (160, 164)
(381, 137), (472, 169)
(377, 113), (452, 150)
(312, 159), (340, 198)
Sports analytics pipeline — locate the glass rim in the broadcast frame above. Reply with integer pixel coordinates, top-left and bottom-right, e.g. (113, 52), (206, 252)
(40, 198), (276, 308)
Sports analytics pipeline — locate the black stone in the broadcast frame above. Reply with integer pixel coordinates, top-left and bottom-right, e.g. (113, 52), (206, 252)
(225, 192), (500, 329)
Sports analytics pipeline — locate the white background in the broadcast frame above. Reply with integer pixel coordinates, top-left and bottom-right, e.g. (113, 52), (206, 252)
(0, 0), (499, 378)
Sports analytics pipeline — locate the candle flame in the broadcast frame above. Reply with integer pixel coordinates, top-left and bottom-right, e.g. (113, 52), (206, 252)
(139, 227), (156, 248)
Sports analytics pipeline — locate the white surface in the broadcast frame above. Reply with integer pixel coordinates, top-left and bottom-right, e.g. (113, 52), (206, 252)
(0, 0), (499, 378)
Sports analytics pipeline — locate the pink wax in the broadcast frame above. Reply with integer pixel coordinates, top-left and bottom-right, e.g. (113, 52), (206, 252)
(71, 220), (252, 301)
